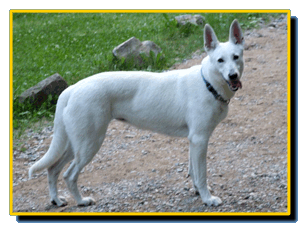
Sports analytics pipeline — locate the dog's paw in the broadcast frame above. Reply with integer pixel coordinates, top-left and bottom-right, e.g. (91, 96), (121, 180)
(203, 196), (222, 206)
(77, 197), (96, 206)
(51, 196), (68, 207)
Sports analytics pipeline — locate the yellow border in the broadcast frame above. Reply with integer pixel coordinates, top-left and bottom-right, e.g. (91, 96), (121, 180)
(10, 9), (14, 216)
(10, 9), (289, 13)
(286, 9), (292, 218)
(10, 9), (292, 217)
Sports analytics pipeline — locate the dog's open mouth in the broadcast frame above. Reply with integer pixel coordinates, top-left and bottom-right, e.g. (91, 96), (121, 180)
(228, 79), (242, 92)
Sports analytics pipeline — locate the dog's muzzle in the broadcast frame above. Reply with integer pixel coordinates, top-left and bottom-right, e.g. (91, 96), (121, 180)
(227, 73), (242, 92)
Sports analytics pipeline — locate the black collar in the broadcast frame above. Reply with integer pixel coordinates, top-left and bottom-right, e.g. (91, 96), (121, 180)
(201, 69), (230, 104)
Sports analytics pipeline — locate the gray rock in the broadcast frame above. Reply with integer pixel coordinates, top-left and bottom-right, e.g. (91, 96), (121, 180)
(175, 14), (205, 26)
(177, 168), (183, 173)
(112, 37), (162, 66)
(18, 73), (68, 106)
(141, 150), (148, 155)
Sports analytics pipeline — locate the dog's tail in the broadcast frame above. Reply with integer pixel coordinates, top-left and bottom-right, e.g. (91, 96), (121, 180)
(29, 88), (71, 179)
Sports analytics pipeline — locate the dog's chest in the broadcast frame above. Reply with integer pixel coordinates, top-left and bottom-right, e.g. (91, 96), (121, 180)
(218, 103), (228, 119)
(208, 101), (229, 125)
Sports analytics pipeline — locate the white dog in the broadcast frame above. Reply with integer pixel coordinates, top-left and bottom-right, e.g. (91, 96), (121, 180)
(29, 19), (244, 207)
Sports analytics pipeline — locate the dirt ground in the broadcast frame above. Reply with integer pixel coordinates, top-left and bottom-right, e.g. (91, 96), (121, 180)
(12, 16), (288, 213)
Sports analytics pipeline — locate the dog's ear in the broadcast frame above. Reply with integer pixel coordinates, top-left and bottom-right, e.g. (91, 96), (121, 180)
(229, 19), (244, 46)
(204, 24), (219, 52)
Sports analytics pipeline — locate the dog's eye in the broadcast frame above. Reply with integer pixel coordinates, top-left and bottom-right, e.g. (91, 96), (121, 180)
(218, 58), (224, 63)
(233, 55), (239, 60)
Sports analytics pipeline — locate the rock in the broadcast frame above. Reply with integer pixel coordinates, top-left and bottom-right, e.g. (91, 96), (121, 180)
(268, 23), (277, 28)
(175, 14), (205, 26)
(112, 37), (162, 66)
(183, 187), (190, 191)
(141, 150), (148, 155)
(177, 168), (183, 173)
(125, 135), (135, 138)
(18, 73), (68, 106)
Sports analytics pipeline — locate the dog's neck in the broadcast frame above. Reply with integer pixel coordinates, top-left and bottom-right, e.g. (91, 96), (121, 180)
(201, 57), (236, 102)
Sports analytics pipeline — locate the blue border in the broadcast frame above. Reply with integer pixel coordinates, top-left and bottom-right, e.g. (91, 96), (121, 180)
(0, 0), (300, 225)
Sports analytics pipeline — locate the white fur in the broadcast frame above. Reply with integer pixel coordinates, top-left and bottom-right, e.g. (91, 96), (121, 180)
(29, 20), (244, 207)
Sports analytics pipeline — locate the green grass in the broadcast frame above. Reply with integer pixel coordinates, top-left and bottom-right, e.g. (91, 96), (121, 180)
(13, 12), (283, 133)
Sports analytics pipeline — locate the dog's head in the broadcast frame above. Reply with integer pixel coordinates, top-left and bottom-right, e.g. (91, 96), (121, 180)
(204, 19), (244, 92)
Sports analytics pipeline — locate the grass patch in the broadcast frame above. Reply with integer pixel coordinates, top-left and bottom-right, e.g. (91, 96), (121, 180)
(13, 12), (284, 132)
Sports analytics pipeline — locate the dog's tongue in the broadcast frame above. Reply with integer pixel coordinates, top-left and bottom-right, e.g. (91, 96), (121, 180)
(230, 80), (242, 90)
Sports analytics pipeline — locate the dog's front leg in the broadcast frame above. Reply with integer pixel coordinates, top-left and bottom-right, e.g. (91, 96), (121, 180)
(188, 134), (222, 206)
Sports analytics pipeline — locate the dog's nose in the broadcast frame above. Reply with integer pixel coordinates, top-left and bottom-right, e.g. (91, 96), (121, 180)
(229, 73), (238, 80)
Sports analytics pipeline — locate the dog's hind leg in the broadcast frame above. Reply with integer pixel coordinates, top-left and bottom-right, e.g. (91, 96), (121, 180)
(47, 141), (74, 207)
(60, 90), (112, 206)
(63, 134), (106, 206)
(62, 109), (110, 207)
